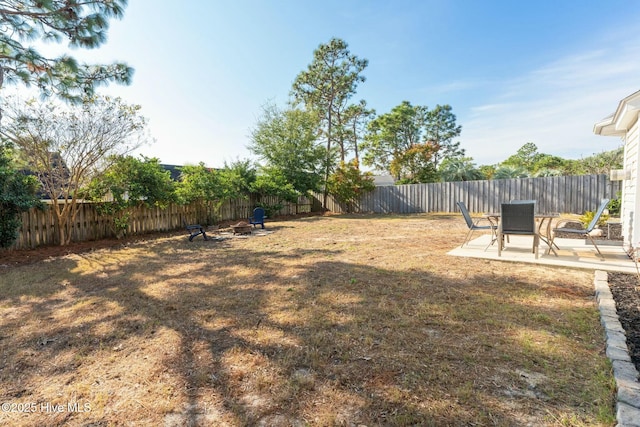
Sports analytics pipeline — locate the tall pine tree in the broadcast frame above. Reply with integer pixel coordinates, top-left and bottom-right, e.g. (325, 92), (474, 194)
(0, 0), (133, 106)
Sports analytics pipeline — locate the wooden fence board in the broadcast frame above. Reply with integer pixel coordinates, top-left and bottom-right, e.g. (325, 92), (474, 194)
(9, 196), (313, 250)
(6, 175), (619, 250)
(322, 174), (620, 216)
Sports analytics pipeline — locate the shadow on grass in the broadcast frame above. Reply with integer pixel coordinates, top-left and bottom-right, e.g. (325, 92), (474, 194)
(304, 212), (460, 221)
(0, 228), (614, 426)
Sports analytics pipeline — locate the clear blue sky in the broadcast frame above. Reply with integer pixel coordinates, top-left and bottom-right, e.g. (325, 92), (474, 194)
(33, 0), (640, 169)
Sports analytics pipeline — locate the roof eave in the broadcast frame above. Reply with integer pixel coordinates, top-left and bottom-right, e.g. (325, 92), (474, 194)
(594, 115), (625, 136)
(595, 90), (640, 137)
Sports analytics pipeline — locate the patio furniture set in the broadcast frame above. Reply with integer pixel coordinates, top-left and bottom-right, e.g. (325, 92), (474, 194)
(183, 207), (267, 241)
(457, 199), (610, 259)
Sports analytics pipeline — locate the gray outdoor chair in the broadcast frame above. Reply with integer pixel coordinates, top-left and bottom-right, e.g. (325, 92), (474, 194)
(549, 198), (610, 259)
(456, 201), (497, 249)
(183, 219), (208, 241)
(498, 202), (539, 258)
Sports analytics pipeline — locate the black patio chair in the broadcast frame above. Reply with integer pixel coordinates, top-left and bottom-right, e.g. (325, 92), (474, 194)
(183, 219), (208, 241)
(498, 202), (539, 258)
(456, 201), (497, 249)
(550, 198), (610, 259)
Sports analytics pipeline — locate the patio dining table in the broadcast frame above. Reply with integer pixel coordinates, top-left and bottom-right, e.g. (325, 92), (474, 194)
(483, 212), (560, 256)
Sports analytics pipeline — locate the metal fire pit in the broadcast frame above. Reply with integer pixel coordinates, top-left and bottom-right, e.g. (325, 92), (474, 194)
(231, 222), (252, 235)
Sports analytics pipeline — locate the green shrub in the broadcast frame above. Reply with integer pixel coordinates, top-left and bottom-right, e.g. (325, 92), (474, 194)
(327, 160), (375, 213)
(255, 203), (282, 219)
(0, 144), (41, 248)
(580, 210), (609, 228)
(608, 193), (621, 217)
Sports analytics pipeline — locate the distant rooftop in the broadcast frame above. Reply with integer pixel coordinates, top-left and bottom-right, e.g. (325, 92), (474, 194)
(373, 175), (395, 186)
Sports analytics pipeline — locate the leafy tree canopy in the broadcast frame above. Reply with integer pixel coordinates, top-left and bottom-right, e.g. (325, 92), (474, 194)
(439, 156), (483, 182)
(291, 37), (368, 207)
(84, 155), (174, 237)
(291, 37), (368, 139)
(391, 143), (440, 184)
(500, 142), (569, 176)
(0, 94), (147, 245)
(501, 142), (542, 171)
(532, 168), (563, 177)
(249, 103), (325, 196)
(493, 165), (529, 180)
(1, 95), (147, 196)
(362, 100), (426, 177)
(0, 0), (133, 102)
(327, 159), (375, 213)
(424, 104), (462, 167)
(175, 163), (223, 204)
(362, 101), (459, 183)
(478, 164), (496, 180)
(252, 166), (299, 204)
(498, 143), (623, 178)
(575, 146), (624, 175)
(86, 155), (175, 208)
(0, 142), (40, 248)
(218, 159), (256, 201)
(339, 99), (374, 163)
(531, 154), (568, 174)
(497, 148), (566, 177)
(175, 162), (252, 226)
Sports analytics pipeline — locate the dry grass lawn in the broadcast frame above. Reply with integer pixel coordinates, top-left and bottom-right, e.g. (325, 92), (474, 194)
(0, 213), (616, 426)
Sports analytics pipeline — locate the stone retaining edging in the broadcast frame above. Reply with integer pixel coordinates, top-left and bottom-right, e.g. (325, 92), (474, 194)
(594, 270), (640, 427)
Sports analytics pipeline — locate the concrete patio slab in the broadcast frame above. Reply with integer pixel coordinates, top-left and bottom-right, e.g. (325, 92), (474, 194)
(448, 234), (637, 274)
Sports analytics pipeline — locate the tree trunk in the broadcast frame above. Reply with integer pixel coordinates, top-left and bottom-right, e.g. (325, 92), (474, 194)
(323, 145), (331, 211)
(322, 95), (335, 211)
(352, 121), (359, 164)
(0, 66), (4, 126)
(323, 117), (332, 211)
(51, 200), (76, 246)
(51, 204), (66, 246)
(66, 198), (82, 245)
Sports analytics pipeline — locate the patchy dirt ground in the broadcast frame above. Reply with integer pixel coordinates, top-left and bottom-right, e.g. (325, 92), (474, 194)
(0, 230), (184, 267)
(0, 213), (622, 425)
(2, 219), (638, 380)
(2, 218), (638, 380)
(0, 214), (325, 267)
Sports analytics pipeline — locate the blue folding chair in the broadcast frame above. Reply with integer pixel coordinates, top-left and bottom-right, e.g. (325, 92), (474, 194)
(249, 207), (266, 229)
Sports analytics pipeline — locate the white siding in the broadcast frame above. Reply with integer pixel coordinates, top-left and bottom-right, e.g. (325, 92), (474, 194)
(624, 119), (640, 250)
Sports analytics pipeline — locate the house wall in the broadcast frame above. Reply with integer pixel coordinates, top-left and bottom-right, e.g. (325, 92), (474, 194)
(623, 118), (640, 251)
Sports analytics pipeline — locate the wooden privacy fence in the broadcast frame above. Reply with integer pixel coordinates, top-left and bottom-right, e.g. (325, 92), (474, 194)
(11, 195), (314, 250)
(7, 175), (621, 250)
(322, 174), (621, 216)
